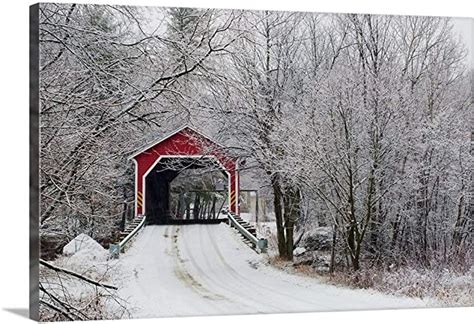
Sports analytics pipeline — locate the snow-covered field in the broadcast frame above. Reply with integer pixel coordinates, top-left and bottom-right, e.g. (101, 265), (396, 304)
(115, 224), (432, 318)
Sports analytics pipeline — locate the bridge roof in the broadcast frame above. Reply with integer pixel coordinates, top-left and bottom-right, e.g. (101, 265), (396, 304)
(128, 125), (225, 160)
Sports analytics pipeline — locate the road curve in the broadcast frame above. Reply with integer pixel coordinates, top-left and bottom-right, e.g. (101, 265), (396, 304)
(116, 224), (429, 318)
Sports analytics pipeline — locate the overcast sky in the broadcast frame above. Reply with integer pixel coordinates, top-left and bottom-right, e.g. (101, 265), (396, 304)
(453, 18), (473, 68)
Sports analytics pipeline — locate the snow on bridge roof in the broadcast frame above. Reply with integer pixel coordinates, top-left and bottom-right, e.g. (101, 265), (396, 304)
(128, 124), (225, 160)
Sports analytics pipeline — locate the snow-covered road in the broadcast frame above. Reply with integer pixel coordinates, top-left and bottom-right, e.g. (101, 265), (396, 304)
(117, 224), (429, 318)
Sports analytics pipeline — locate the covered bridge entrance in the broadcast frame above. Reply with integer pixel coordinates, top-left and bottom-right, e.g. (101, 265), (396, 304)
(129, 126), (240, 225)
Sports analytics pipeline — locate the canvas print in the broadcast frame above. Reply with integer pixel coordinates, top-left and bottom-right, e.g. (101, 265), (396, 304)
(30, 2), (473, 321)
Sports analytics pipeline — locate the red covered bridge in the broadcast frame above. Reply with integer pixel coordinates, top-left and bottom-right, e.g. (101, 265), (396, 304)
(129, 126), (240, 225)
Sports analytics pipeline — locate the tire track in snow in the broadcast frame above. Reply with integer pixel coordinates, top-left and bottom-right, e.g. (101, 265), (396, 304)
(119, 226), (175, 317)
(196, 225), (288, 312)
(117, 225), (429, 317)
(170, 226), (227, 301)
(203, 225), (332, 310)
(180, 225), (281, 313)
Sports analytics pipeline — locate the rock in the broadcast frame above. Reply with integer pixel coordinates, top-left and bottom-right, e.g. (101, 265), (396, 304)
(293, 247), (307, 256)
(314, 265), (330, 272)
(303, 227), (332, 251)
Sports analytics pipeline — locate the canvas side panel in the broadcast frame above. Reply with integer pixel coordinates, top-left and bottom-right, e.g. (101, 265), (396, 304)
(29, 3), (40, 321)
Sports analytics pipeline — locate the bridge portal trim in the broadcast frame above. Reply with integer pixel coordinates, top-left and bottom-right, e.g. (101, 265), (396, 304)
(129, 126), (240, 219)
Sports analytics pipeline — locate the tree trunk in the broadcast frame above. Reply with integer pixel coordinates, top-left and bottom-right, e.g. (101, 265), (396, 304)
(211, 196), (217, 219)
(185, 195), (191, 220)
(330, 223), (337, 273)
(193, 194), (200, 220)
(272, 175), (287, 259)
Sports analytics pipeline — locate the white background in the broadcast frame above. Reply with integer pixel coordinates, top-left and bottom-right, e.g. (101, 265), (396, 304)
(0, 0), (472, 323)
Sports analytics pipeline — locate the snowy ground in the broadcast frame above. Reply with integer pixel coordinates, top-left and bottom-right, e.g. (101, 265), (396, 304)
(115, 224), (432, 318)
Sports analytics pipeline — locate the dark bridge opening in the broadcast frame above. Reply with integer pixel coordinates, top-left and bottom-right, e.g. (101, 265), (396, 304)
(145, 157), (229, 225)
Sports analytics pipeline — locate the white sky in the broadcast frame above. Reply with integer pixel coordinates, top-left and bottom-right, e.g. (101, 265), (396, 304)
(452, 18), (473, 68)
